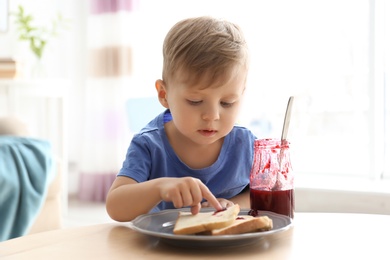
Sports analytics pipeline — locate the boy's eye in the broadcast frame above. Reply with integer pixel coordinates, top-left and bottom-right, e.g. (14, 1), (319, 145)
(187, 100), (202, 105)
(220, 101), (234, 108)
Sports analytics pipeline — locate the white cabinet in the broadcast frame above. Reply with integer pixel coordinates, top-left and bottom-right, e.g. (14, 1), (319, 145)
(0, 78), (69, 211)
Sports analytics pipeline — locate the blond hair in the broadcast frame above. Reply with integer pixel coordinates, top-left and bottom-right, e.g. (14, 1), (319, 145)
(162, 16), (248, 87)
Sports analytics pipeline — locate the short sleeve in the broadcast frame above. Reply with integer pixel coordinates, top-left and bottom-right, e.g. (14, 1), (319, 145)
(118, 134), (153, 183)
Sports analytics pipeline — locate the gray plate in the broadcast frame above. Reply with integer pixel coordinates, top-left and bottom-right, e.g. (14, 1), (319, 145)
(129, 208), (293, 248)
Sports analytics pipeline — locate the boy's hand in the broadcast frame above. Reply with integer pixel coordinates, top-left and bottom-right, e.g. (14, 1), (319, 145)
(158, 177), (222, 215)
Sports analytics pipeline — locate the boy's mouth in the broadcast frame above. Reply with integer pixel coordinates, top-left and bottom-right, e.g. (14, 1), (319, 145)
(198, 129), (217, 137)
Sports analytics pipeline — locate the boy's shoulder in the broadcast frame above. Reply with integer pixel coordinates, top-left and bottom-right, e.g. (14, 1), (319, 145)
(227, 125), (257, 145)
(231, 124), (256, 136)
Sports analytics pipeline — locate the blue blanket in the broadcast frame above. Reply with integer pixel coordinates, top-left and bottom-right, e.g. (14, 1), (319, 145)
(0, 136), (54, 241)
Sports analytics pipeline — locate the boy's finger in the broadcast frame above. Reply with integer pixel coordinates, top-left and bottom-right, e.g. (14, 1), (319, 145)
(190, 203), (201, 215)
(200, 185), (222, 211)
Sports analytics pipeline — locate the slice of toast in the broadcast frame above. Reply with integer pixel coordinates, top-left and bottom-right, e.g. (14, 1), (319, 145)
(211, 215), (273, 236)
(173, 204), (240, 235)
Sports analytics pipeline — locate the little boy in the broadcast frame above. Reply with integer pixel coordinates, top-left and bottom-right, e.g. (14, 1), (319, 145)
(106, 16), (256, 221)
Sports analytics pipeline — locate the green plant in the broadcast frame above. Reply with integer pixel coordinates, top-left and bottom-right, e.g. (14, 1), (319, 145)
(12, 5), (69, 60)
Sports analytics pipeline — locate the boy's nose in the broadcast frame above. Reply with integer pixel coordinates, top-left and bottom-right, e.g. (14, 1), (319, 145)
(201, 105), (220, 121)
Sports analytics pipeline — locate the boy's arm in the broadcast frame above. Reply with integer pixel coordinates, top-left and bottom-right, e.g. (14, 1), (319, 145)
(106, 176), (162, 222)
(106, 176), (222, 222)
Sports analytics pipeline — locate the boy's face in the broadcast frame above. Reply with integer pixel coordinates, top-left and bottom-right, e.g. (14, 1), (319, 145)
(159, 67), (247, 146)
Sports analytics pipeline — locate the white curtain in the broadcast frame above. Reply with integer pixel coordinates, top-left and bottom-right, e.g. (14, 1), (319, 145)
(78, 0), (139, 201)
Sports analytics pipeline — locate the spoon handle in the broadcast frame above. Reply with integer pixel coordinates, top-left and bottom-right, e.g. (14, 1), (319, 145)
(281, 96), (294, 141)
(277, 96), (294, 176)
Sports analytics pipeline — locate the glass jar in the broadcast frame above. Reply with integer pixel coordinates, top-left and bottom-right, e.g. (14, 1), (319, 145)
(249, 138), (294, 219)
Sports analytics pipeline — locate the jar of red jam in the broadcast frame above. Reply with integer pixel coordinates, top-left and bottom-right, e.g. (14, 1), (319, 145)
(249, 138), (294, 219)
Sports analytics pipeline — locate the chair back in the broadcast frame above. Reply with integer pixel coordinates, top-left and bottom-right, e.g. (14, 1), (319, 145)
(125, 97), (164, 134)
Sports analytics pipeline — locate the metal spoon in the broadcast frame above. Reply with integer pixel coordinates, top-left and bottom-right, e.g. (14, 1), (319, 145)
(281, 96), (294, 143)
(274, 96), (294, 190)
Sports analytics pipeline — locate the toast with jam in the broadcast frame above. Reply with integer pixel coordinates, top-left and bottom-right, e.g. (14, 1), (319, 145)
(173, 204), (273, 235)
(173, 204), (240, 235)
(211, 214), (273, 235)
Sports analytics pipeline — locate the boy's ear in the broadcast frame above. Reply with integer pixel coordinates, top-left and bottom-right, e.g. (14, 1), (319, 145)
(155, 79), (169, 108)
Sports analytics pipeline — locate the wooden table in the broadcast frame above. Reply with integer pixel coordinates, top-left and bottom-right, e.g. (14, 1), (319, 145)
(1, 213), (389, 259)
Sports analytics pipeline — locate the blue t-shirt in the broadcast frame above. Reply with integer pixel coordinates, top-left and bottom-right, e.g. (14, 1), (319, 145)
(118, 110), (256, 212)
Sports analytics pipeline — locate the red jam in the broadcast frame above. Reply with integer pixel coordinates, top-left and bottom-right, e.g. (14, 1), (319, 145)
(212, 208), (227, 215)
(249, 188), (294, 218)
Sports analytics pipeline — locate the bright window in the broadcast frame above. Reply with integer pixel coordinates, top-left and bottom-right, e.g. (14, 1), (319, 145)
(132, 0), (388, 180)
(384, 0), (390, 179)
